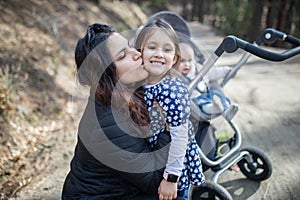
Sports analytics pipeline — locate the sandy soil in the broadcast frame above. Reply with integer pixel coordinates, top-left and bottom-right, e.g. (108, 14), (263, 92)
(11, 22), (300, 200)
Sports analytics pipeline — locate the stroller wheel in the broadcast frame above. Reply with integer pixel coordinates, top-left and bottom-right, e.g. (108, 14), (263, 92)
(191, 181), (233, 200)
(238, 146), (272, 181)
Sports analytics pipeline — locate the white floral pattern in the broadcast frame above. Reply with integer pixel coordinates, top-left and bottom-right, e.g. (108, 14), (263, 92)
(145, 76), (205, 190)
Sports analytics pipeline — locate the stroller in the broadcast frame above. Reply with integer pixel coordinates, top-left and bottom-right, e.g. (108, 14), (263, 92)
(142, 11), (300, 199)
(189, 28), (300, 200)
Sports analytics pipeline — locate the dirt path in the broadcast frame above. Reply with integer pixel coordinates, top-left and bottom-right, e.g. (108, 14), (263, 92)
(12, 22), (300, 200)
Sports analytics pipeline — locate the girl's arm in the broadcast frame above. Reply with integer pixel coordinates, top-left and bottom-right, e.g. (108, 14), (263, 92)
(160, 77), (190, 176)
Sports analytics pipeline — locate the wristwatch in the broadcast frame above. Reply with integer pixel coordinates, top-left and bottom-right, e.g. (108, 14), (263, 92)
(163, 172), (180, 183)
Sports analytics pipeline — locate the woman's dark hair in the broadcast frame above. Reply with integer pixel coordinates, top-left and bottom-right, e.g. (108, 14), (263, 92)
(75, 23), (150, 128)
(75, 24), (115, 68)
(75, 23), (116, 105)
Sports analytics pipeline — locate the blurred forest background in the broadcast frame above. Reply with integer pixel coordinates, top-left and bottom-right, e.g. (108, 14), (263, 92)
(0, 0), (299, 199)
(137, 0), (300, 45)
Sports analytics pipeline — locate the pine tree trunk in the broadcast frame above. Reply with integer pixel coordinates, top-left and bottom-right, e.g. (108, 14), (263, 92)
(247, 0), (264, 41)
(276, 0), (288, 31)
(191, 0), (198, 21)
(265, 0), (275, 28)
(198, 0), (204, 23)
(274, 0), (288, 46)
(182, 0), (188, 19)
(284, 0), (294, 34)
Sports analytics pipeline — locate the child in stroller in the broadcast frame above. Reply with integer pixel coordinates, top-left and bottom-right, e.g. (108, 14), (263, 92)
(176, 42), (241, 172)
(177, 42), (239, 122)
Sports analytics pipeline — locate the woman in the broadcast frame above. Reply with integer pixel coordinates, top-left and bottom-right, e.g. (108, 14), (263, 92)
(62, 23), (185, 199)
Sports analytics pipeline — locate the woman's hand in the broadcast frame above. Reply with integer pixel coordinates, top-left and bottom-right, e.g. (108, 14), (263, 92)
(158, 179), (177, 200)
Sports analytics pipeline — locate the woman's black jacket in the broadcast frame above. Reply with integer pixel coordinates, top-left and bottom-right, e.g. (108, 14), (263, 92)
(62, 97), (171, 199)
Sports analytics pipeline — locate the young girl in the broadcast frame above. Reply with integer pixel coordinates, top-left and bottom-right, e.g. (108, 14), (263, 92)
(134, 19), (205, 199)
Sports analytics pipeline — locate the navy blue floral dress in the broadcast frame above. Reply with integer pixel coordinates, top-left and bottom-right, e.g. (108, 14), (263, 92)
(144, 76), (205, 191)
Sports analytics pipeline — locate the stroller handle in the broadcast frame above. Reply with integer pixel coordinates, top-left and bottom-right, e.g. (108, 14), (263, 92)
(189, 29), (300, 92)
(221, 28), (300, 87)
(221, 35), (300, 61)
(257, 28), (300, 46)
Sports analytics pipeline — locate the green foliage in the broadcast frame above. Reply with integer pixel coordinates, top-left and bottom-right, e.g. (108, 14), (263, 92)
(136, 0), (167, 15)
(214, 0), (252, 37)
(293, 0), (300, 36)
(145, 0), (166, 7)
(116, 22), (127, 32)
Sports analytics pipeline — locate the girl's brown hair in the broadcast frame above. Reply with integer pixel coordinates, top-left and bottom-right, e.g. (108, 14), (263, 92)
(134, 18), (181, 70)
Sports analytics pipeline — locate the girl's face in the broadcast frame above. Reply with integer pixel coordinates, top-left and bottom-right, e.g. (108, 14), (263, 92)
(142, 30), (178, 84)
(108, 33), (149, 84)
(178, 43), (195, 75)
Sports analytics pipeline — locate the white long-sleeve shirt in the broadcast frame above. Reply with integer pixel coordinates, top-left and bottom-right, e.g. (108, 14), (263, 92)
(144, 75), (190, 176)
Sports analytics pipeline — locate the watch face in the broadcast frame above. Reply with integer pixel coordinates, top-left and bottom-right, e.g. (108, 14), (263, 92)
(167, 174), (179, 183)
